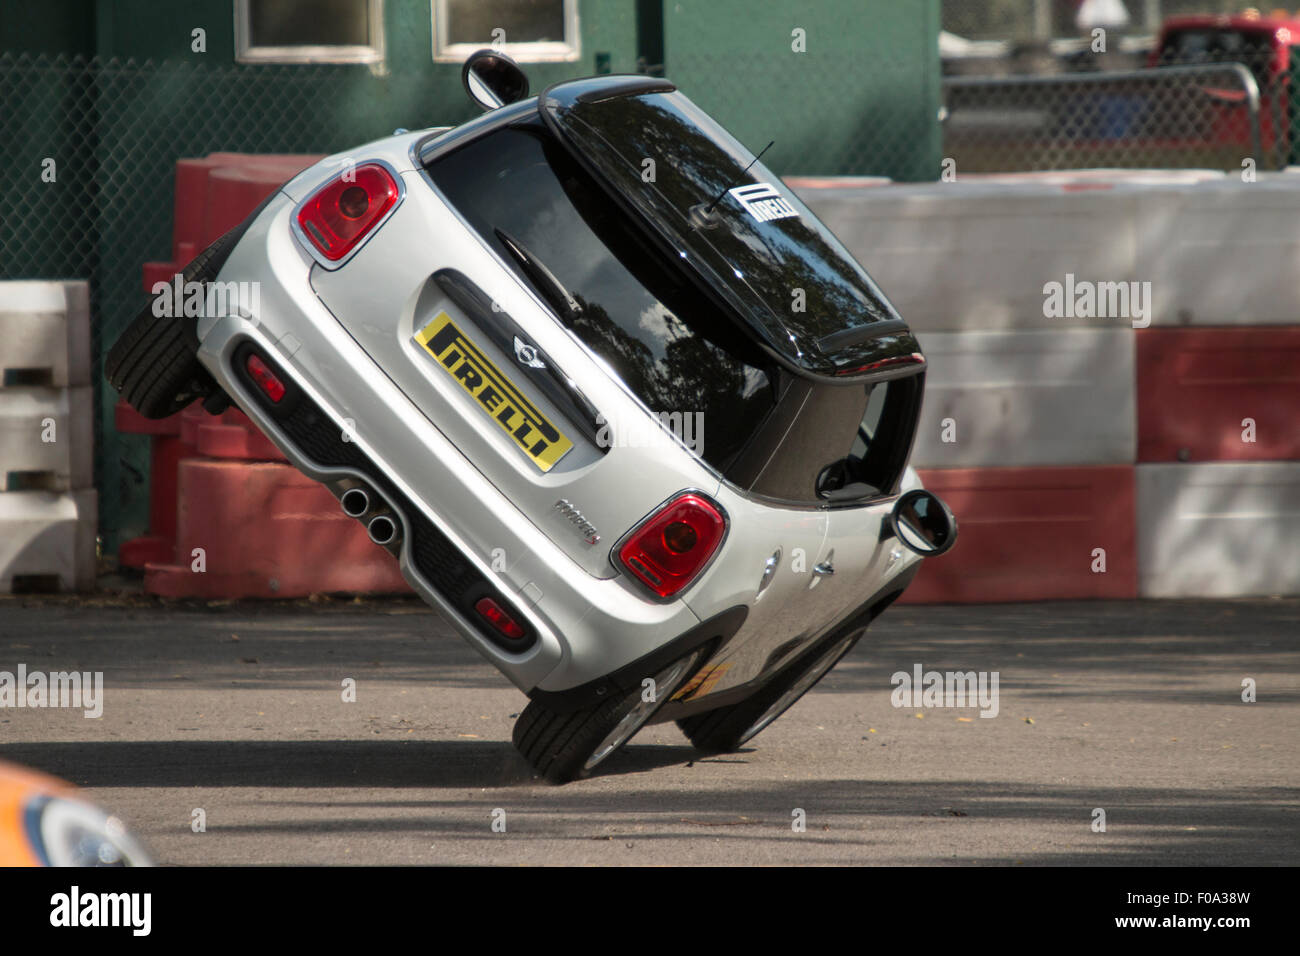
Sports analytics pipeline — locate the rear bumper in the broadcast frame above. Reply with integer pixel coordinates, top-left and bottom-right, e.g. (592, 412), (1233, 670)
(194, 190), (704, 694)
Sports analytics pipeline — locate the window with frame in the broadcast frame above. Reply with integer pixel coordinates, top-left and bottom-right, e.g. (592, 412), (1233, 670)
(727, 374), (924, 506)
(432, 0), (579, 63)
(235, 0), (385, 65)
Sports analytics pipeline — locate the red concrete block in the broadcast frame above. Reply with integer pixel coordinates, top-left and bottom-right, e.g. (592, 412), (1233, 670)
(114, 398), (182, 438)
(172, 158), (213, 262)
(898, 465), (1137, 603)
(143, 459), (410, 598)
(123, 153), (322, 580)
(1137, 327), (1300, 463)
(179, 405), (285, 461)
(202, 161), (312, 245)
(149, 152), (325, 287)
(114, 399), (196, 569)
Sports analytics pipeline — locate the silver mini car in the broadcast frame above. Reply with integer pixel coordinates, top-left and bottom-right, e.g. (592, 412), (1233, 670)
(107, 53), (957, 782)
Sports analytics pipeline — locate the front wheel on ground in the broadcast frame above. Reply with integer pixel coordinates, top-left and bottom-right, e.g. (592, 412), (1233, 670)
(677, 628), (862, 754)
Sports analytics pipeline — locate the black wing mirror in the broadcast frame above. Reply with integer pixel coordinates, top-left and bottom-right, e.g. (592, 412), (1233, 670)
(889, 489), (958, 557)
(462, 49), (530, 111)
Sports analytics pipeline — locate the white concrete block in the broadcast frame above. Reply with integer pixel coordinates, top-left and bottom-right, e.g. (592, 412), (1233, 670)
(1138, 462), (1300, 597)
(0, 387), (94, 491)
(0, 489), (97, 592)
(0, 280), (92, 386)
(795, 174), (1300, 332)
(798, 184), (1141, 333)
(911, 327), (1136, 467)
(1136, 179), (1300, 325)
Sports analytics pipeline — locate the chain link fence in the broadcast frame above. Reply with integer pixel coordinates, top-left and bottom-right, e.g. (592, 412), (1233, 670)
(663, 51), (940, 183)
(4, 14), (1297, 544)
(943, 0), (1267, 42)
(943, 62), (1276, 172)
(940, 0), (1300, 171)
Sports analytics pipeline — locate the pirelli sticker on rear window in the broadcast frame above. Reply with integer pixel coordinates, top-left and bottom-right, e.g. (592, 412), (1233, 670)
(414, 311), (573, 472)
(728, 182), (799, 223)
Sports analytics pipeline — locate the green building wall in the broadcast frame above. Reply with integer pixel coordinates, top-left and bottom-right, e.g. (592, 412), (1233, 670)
(662, 0), (941, 181)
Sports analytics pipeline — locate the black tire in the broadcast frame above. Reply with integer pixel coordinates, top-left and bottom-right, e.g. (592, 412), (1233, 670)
(678, 628), (862, 755)
(105, 226), (243, 419)
(513, 644), (710, 784)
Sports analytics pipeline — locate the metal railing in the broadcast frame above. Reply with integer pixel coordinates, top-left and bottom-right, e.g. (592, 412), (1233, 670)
(942, 63), (1265, 173)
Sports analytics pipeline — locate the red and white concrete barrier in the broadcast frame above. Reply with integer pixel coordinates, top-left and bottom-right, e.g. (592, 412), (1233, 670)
(117, 152), (410, 598)
(794, 170), (1300, 602)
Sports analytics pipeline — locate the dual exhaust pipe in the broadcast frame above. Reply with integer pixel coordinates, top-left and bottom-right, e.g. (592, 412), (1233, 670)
(340, 485), (400, 547)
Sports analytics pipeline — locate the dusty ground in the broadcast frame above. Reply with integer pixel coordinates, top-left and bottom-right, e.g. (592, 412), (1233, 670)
(0, 595), (1295, 865)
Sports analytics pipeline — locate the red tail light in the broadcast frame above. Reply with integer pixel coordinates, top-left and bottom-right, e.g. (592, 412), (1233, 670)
(474, 597), (526, 640)
(296, 163), (400, 262)
(245, 354), (286, 403)
(836, 352), (926, 376)
(618, 493), (727, 599)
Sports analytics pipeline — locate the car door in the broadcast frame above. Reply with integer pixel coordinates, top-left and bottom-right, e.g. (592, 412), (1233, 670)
(677, 503), (829, 699)
(743, 371), (923, 649)
(808, 500), (902, 636)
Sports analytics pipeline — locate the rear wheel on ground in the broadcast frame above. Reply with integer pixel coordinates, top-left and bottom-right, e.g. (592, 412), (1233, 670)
(105, 226), (243, 419)
(513, 644), (710, 784)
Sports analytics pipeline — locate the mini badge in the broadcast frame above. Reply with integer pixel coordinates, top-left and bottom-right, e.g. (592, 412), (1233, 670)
(513, 336), (546, 369)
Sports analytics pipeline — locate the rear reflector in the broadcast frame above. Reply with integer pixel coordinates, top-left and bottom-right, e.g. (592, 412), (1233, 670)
(296, 163), (400, 262)
(474, 597), (526, 640)
(836, 352), (926, 376)
(618, 493), (727, 599)
(245, 354), (286, 403)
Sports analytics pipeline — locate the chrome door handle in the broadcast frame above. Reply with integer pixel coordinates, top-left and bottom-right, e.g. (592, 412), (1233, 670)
(757, 548), (782, 596)
(812, 562), (835, 577)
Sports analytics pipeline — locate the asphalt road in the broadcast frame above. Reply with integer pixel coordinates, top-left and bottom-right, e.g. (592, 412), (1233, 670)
(1, 595), (1296, 865)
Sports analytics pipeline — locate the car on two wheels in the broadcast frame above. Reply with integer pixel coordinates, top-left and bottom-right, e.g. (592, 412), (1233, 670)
(107, 52), (956, 782)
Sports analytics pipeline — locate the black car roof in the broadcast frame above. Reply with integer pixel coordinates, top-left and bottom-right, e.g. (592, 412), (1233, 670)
(538, 75), (923, 383)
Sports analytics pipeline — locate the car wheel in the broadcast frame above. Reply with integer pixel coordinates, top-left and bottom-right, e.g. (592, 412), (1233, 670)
(513, 644), (710, 784)
(105, 226), (244, 419)
(677, 628), (861, 754)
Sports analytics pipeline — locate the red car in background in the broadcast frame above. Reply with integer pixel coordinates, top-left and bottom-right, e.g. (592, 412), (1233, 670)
(1150, 12), (1300, 166)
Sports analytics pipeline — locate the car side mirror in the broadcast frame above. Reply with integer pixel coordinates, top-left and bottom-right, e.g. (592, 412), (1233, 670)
(889, 489), (957, 556)
(462, 49), (530, 111)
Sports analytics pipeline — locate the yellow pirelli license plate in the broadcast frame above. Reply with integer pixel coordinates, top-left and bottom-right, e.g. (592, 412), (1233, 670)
(414, 312), (573, 472)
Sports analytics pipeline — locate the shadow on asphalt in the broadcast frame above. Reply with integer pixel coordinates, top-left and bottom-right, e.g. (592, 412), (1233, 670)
(2, 600), (1297, 699)
(0, 737), (725, 788)
(2, 599), (1297, 864)
(4, 740), (1292, 863)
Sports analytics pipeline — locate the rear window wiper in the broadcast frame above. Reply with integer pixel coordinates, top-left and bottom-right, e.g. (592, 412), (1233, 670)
(495, 228), (584, 323)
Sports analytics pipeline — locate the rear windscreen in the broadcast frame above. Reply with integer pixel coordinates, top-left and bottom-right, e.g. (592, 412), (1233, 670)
(425, 122), (777, 473)
(540, 84), (909, 376)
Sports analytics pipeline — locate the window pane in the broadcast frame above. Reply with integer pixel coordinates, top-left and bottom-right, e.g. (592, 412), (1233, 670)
(249, 0), (370, 47)
(447, 0), (565, 45)
(736, 374), (921, 504)
(543, 87), (909, 377)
